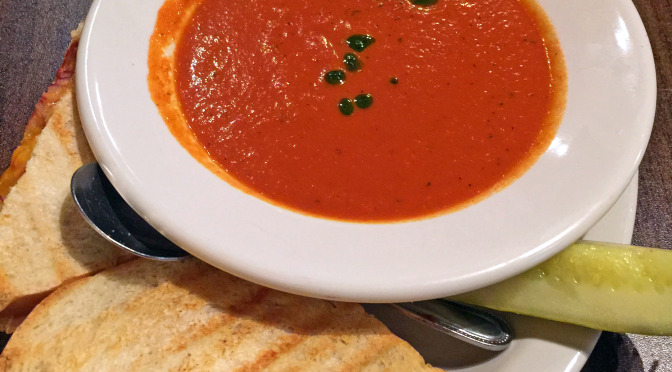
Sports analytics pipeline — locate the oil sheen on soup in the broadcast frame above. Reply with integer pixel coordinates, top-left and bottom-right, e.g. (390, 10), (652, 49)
(148, 0), (566, 222)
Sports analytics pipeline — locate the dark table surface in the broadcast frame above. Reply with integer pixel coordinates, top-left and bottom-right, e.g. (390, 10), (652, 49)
(0, 0), (670, 370)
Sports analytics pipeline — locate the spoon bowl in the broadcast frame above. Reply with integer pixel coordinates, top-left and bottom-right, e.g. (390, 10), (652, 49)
(71, 163), (189, 260)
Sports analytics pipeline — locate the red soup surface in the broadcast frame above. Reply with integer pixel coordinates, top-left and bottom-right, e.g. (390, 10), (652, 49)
(149, 0), (566, 222)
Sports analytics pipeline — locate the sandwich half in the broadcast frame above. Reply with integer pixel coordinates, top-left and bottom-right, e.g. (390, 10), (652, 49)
(0, 26), (132, 332)
(0, 258), (440, 371)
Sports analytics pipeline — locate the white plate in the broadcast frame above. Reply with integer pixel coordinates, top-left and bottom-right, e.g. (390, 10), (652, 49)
(367, 171), (638, 371)
(77, 0), (655, 303)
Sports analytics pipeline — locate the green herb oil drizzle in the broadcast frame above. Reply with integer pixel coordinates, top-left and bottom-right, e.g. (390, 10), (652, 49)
(343, 53), (362, 71)
(339, 98), (355, 115)
(411, 0), (438, 6)
(354, 94), (374, 108)
(325, 70), (346, 84)
(346, 34), (376, 52)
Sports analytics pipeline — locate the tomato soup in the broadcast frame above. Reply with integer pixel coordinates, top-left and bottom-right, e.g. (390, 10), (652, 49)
(149, 0), (566, 222)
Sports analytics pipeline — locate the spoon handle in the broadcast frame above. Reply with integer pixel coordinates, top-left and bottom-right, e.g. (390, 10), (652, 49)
(392, 300), (512, 351)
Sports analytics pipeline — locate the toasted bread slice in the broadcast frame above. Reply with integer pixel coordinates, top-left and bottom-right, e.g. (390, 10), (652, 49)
(0, 27), (133, 332)
(0, 258), (439, 371)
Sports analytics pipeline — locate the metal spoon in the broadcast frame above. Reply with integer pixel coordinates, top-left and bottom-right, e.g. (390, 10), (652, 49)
(70, 163), (188, 260)
(70, 162), (512, 351)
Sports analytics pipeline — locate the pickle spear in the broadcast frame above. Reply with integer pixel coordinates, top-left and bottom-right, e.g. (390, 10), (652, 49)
(451, 241), (672, 335)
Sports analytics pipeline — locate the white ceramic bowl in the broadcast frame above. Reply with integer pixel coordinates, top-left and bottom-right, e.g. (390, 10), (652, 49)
(77, 0), (656, 302)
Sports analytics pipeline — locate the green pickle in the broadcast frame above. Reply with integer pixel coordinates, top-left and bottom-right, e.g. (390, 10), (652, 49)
(451, 241), (672, 335)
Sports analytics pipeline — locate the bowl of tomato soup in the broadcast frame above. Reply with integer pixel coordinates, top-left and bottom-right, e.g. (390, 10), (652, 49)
(77, 0), (655, 301)
(149, 0), (565, 222)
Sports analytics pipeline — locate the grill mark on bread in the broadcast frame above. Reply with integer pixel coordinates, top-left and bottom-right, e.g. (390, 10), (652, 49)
(128, 312), (243, 370)
(232, 291), (347, 371)
(257, 317), (387, 371)
(245, 302), (388, 370)
(160, 276), (276, 353)
(128, 268), (287, 370)
(235, 334), (304, 372)
(341, 335), (399, 371)
(1, 258), (439, 371)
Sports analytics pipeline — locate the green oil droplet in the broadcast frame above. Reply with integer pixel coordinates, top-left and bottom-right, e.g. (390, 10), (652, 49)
(339, 98), (354, 115)
(354, 94), (373, 108)
(343, 53), (362, 71)
(411, 0), (438, 6)
(346, 34), (376, 52)
(325, 70), (346, 84)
